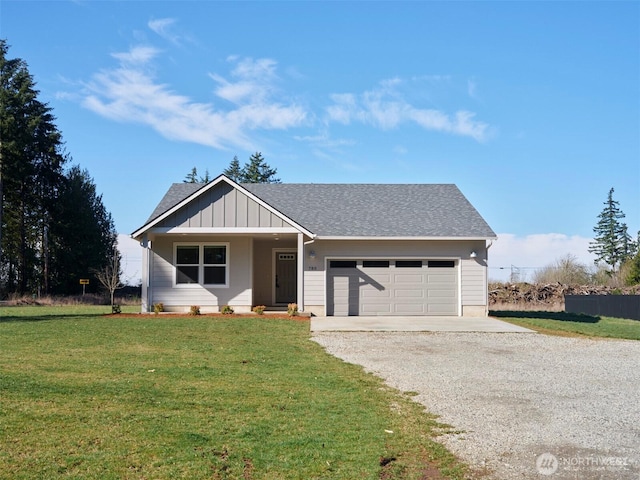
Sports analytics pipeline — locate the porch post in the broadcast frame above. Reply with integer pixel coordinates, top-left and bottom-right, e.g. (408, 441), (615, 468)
(140, 234), (151, 312)
(297, 233), (304, 311)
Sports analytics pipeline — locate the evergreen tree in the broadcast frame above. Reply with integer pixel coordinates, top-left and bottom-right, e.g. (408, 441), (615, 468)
(588, 188), (633, 273)
(183, 167), (199, 183)
(223, 155), (243, 182)
(1, 40), (67, 294)
(187, 152), (280, 185)
(1, 41), (116, 296)
(241, 152), (280, 183)
(49, 166), (117, 294)
(183, 166), (211, 183)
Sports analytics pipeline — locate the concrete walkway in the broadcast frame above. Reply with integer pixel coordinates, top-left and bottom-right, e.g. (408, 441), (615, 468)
(310, 316), (535, 332)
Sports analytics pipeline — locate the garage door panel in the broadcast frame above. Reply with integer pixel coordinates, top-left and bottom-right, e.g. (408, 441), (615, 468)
(395, 289), (425, 298)
(394, 274), (424, 283)
(362, 303), (392, 314)
(328, 260), (458, 316)
(362, 288), (390, 298)
(395, 304), (426, 314)
(427, 273), (456, 282)
(364, 271), (391, 280)
(428, 289), (457, 299)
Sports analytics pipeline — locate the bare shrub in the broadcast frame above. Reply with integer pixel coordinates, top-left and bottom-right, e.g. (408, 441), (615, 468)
(591, 263), (632, 288)
(532, 254), (591, 285)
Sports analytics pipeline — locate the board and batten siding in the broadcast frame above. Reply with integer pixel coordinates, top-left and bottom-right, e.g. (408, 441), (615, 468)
(156, 181), (291, 229)
(150, 235), (252, 311)
(303, 239), (489, 316)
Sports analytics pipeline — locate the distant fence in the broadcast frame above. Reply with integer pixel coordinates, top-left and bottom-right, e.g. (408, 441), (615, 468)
(565, 295), (640, 321)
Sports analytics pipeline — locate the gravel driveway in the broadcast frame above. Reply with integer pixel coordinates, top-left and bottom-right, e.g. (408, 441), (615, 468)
(312, 332), (640, 479)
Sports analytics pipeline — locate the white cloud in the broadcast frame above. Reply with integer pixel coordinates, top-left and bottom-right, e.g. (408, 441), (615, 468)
(489, 233), (596, 282)
(111, 45), (159, 64)
(210, 57), (278, 104)
(148, 18), (182, 44)
(326, 79), (491, 142)
(293, 131), (356, 149)
(82, 47), (307, 150)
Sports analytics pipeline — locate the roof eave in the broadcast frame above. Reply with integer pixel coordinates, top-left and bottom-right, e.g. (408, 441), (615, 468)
(314, 235), (498, 241)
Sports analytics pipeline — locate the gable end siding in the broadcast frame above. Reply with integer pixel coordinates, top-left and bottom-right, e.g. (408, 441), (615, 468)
(156, 182), (291, 229)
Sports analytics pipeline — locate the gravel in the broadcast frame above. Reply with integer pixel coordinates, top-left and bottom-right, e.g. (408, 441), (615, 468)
(312, 332), (640, 479)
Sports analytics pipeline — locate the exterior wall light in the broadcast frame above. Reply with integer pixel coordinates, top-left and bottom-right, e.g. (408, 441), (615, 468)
(470, 251), (477, 258)
(309, 250), (316, 259)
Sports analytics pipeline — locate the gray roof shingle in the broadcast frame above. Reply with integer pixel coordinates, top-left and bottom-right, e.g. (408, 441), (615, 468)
(146, 182), (203, 223)
(142, 180), (496, 238)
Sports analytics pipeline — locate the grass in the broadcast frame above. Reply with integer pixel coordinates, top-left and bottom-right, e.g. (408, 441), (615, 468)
(0, 306), (466, 479)
(491, 310), (640, 340)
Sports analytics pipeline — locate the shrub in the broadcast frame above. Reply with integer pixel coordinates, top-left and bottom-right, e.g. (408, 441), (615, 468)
(252, 305), (266, 315)
(623, 251), (640, 286)
(221, 305), (234, 315)
(189, 305), (201, 316)
(111, 304), (121, 314)
(153, 303), (164, 314)
(287, 303), (298, 316)
(532, 254), (591, 285)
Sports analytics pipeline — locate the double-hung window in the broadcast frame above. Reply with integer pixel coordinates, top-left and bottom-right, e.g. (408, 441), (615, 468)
(175, 243), (228, 287)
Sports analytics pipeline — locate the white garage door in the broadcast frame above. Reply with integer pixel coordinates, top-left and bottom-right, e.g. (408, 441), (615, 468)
(327, 259), (458, 316)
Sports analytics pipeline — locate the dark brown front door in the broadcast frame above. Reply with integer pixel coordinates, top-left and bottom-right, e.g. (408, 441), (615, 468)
(275, 252), (297, 304)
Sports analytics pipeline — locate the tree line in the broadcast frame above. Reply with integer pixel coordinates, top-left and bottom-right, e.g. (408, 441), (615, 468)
(183, 152), (280, 184)
(1, 40), (118, 297)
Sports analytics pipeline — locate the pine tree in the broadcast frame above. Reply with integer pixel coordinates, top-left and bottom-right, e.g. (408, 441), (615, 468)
(588, 188), (632, 273)
(183, 167), (199, 183)
(1, 42), (117, 296)
(223, 156), (243, 182)
(183, 166), (212, 183)
(1, 40), (68, 294)
(49, 166), (117, 294)
(241, 152), (280, 183)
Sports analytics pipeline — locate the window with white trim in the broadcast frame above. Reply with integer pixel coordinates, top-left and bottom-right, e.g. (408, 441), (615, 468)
(175, 243), (229, 287)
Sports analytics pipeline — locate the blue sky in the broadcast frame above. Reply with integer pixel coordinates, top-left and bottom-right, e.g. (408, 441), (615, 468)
(3, 1), (639, 282)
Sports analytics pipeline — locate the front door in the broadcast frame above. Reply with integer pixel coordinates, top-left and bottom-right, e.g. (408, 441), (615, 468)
(275, 251), (297, 304)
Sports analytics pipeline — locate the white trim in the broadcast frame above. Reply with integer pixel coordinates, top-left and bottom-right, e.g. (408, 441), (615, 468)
(297, 233), (304, 311)
(132, 175), (315, 239)
(147, 227), (301, 235)
(173, 242), (230, 288)
(457, 260), (463, 316)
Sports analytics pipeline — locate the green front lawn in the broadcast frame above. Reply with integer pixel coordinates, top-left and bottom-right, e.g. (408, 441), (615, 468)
(0, 307), (465, 479)
(491, 310), (640, 340)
